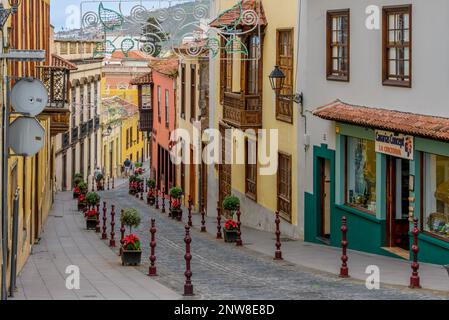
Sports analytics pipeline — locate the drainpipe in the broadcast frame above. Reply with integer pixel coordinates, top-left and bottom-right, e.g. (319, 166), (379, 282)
(9, 188), (19, 298)
(1, 75), (10, 301)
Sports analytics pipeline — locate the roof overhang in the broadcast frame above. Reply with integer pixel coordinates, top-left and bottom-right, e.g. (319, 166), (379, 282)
(313, 100), (449, 142)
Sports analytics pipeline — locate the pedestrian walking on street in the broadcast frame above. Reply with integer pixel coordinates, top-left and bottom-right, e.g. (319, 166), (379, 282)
(124, 158), (131, 177)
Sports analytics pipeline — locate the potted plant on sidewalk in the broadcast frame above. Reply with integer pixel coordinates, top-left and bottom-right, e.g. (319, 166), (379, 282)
(146, 179), (156, 205)
(169, 187), (183, 221)
(85, 207), (99, 230)
(73, 173), (83, 199)
(86, 192), (101, 208)
(223, 219), (239, 243)
(222, 195), (240, 219)
(120, 208), (142, 266)
(222, 195), (240, 242)
(77, 182), (88, 211)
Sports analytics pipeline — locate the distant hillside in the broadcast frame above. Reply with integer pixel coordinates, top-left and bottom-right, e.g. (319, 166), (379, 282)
(56, 1), (205, 45)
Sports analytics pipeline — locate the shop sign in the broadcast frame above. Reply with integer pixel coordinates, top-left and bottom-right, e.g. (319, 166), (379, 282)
(375, 130), (414, 160)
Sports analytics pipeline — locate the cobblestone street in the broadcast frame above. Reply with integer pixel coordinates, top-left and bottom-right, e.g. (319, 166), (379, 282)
(99, 184), (449, 300)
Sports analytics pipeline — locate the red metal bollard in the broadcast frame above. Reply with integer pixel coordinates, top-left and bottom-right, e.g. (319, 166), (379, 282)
(162, 189), (166, 213)
(140, 189), (144, 201)
(183, 225), (194, 296)
(148, 218), (157, 276)
(410, 218), (421, 289)
(102, 201), (108, 240)
(200, 200), (206, 232)
(145, 178), (148, 193)
(216, 201), (222, 239)
(236, 205), (243, 247)
(274, 211), (283, 260)
(107, 177), (110, 190)
(110, 205), (116, 247)
(112, 177), (115, 189)
(188, 195), (193, 227)
(95, 204), (101, 233)
(120, 209), (125, 254)
(155, 188), (160, 210)
(339, 216), (349, 278)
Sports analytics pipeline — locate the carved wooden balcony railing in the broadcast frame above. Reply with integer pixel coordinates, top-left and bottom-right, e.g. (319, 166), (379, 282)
(87, 119), (94, 134)
(222, 92), (262, 129)
(139, 108), (153, 132)
(36, 65), (71, 136)
(94, 116), (100, 131)
(71, 126), (79, 143)
(62, 131), (70, 150)
(80, 122), (88, 139)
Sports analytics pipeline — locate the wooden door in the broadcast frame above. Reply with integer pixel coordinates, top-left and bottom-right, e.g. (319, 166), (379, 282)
(62, 153), (67, 191)
(219, 124), (232, 205)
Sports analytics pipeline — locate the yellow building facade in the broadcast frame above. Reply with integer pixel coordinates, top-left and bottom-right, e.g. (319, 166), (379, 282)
(210, 0), (301, 237)
(1, 0), (62, 297)
(101, 97), (145, 179)
(175, 43), (209, 212)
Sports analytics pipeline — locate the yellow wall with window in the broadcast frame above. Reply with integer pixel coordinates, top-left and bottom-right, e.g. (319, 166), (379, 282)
(213, 0), (300, 227)
(121, 114), (145, 167)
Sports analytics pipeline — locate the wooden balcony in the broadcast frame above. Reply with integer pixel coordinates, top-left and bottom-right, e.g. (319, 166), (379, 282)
(222, 92), (262, 129)
(36, 65), (71, 136)
(139, 108), (153, 132)
(62, 131), (70, 150)
(71, 126), (79, 143)
(80, 122), (88, 139)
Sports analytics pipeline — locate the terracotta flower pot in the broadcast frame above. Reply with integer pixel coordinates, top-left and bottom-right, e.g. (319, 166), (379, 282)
(170, 208), (182, 221)
(147, 196), (155, 206)
(121, 250), (142, 266)
(223, 229), (238, 243)
(86, 218), (97, 231)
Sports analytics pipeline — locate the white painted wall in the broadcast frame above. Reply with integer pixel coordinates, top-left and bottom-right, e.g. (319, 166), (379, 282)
(298, 0), (449, 198)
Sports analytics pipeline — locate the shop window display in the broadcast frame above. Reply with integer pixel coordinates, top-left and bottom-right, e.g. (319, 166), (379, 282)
(346, 137), (377, 212)
(424, 154), (449, 239)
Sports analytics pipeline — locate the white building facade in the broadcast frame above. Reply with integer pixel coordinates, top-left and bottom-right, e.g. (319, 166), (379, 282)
(298, 0), (449, 265)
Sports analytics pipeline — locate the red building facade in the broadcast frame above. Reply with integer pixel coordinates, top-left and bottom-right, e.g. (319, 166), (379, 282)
(149, 59), (179, 193)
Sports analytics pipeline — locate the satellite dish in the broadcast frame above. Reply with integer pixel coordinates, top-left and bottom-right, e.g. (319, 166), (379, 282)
(8, 117), (45, 157)
(11, 78), (48, 116)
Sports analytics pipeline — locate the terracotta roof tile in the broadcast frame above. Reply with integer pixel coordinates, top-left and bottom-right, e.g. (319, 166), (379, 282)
(149, 59), (179, 77)
(210, 0), (267, 28)
(130, 72), (153, 85)
(111, 50), (149, 60)
(313, 100), (449, 142)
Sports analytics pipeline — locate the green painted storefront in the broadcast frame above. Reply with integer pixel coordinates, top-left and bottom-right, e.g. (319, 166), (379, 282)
(304, 123), (449, 265)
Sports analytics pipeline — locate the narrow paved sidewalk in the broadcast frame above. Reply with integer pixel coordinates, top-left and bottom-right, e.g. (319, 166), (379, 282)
(188, 212), (449, 293)
(11, 192), (180, 300)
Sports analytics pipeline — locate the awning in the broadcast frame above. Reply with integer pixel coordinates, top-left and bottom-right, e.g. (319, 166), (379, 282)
(210, 0), (267, 28)
(313, 100), (449, 142)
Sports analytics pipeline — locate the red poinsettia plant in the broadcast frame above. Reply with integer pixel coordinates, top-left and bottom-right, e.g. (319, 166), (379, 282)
(147, 189), (155, 197)
(73, 186), (80, 194)
(86, 209), (98, 219)
(224, 220), (238, 231)
(134, 168), (143, 175)
(122, 234), (141, 251)
(171, 199), (181, 210)
(78, 194), (86, 203)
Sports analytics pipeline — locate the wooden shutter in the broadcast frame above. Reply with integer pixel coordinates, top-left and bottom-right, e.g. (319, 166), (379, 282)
(277, 152), (292, 221)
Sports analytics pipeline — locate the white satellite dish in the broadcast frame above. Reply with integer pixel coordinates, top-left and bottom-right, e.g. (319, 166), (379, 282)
(11, 78), (48, 116)
(8, 117), (45, 157)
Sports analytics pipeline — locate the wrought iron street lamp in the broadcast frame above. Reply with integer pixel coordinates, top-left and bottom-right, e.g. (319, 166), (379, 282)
(268, 65), (303, 105)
